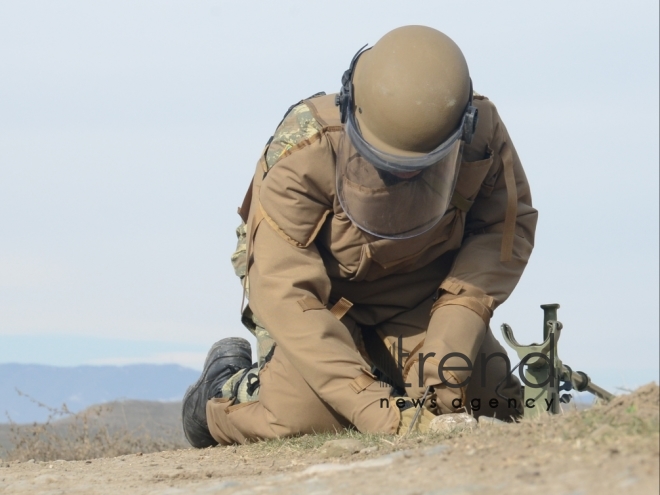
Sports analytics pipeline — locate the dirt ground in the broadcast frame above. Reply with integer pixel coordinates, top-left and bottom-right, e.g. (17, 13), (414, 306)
(1, 384), (658, 495)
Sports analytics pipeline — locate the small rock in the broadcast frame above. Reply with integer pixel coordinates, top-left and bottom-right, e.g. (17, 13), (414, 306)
(319, 439), (366, 458)
(359, 446), (378, 455)
(33, 474), (59, 484)
(303, 452), (404, 476)
(423, 444), (450, 456)
(429, 413), (477, 434)
(619, 477), (639, 488)
(478, 416), (507, 427)
(26, 459), (35, 464)
(590, 424), (615, 440)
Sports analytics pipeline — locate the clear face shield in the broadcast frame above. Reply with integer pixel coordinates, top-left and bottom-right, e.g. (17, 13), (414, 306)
(336, 111), (464, 239)
(334, 45), (478, 240)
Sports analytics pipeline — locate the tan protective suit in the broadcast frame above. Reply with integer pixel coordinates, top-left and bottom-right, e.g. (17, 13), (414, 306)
(207, 93), (537, 444)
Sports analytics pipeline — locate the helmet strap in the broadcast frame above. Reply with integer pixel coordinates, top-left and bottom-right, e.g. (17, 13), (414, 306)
(461, 80), (479, 144)
(335, 44), (370, 124)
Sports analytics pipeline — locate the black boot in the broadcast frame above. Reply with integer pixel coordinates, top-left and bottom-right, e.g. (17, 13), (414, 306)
(182, 337), (252, 448)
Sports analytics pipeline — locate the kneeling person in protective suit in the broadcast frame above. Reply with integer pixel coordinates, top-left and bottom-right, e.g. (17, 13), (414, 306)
(182, 25), (537, 447)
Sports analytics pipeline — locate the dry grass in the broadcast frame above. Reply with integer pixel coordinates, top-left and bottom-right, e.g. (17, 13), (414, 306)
(234, 428), (391, 458)
(230, 383), (659, 462)
(1, 390), (186, 462)
(2, 384), (657, 465)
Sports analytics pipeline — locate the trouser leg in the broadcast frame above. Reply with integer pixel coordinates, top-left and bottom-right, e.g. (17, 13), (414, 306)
(207, 344), (351, 444)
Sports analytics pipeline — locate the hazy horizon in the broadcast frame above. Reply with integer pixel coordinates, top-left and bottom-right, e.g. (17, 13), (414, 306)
(1, 1), (658, 392)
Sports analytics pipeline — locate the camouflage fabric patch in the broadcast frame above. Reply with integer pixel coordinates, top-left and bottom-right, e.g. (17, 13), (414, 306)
(219, 308), (273, 403)
(218, 319), (273, 404)
(221, 367), (260, 403)
(253, 324), (275, 369)
(230, 222), (247, 281)
(240, 306), (275, 369)
(265, 103), (322, 170)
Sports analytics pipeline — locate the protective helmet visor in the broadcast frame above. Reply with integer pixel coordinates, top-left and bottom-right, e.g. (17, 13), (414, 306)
(337, 116), (463, 239)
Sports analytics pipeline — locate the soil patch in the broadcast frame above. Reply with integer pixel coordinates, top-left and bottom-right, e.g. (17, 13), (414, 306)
(1, 384), (658, 494)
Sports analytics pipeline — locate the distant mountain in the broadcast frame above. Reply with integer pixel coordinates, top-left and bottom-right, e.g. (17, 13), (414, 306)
(0, 363), (199, 424)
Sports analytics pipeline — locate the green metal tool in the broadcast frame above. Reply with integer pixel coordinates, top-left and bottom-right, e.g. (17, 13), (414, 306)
(501, 304), (615, 418)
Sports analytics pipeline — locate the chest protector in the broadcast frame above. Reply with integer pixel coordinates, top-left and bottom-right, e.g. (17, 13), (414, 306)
(239, 92), (515, 288)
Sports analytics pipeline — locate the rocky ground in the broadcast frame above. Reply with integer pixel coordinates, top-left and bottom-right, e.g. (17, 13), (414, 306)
(0, 384), (658, 495)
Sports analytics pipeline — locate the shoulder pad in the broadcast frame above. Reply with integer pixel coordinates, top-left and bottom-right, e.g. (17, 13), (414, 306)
(265, 103), (323, 170)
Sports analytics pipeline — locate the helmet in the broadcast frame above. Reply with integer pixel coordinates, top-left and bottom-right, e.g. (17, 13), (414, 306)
(335, 26), (478, 239)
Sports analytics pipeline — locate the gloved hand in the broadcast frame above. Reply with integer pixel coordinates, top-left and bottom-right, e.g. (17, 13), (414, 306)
(396, 403), (437, 435)
(404, 305), (487, 413)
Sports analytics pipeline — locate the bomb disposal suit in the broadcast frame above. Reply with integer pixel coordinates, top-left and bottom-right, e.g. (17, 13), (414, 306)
(183, 25), (538, 446)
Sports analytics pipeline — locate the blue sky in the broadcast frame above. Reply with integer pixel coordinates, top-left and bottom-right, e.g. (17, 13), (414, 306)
(0, 1), (658, 391)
